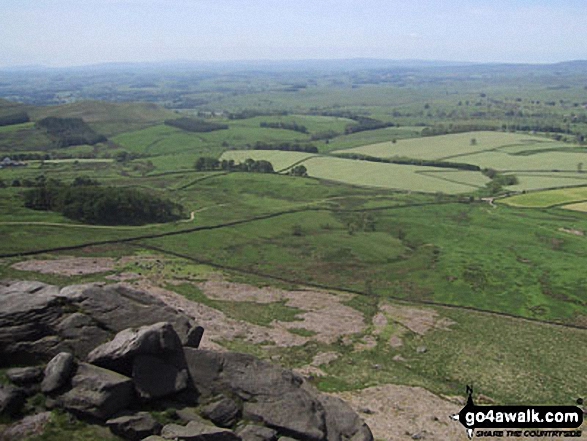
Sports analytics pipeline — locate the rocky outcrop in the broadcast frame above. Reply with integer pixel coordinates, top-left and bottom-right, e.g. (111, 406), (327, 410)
(0, 280), (197, 365)
(0, 280), (373, 441)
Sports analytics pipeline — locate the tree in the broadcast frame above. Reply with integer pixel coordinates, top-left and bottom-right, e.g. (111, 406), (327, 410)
(289, 165), (308, 177)
(470, 138), (477, 146)
(578, 162), (584, 174)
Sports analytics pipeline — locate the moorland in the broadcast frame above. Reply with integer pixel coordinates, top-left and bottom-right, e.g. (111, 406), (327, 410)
(1, 60), (586, 439)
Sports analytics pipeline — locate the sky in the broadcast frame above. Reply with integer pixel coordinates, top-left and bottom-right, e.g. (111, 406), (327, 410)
(1, 0), (586, 67)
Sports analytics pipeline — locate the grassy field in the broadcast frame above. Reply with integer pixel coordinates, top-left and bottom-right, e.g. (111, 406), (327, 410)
(332, 131), (555, 160)
(500, 186), (587, 207)
(2, 70), (587, 422)
(220, 150), (317, 171)
(562, 201), (587, 212)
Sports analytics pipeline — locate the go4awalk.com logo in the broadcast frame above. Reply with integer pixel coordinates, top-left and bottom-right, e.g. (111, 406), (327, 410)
(450, 386), (584, 439)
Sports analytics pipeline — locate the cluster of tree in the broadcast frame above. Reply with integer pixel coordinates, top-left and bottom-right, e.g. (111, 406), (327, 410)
(250, 141), (318, 153)
(259, 121), (308, 134)
(164, 117), (228, 133)
(344, 117), (395, 135)
(194, 156), (274, 173)
(114, 150), (144, 163)
(228, 110), (289, 120)
(36, 117), (107, 147)
(288, 165), (308, 177)
(334, 153), (480, 171)
(0, 112), (30, 127)
(482, 168), (519, 195)
(23, 178), (184, 225)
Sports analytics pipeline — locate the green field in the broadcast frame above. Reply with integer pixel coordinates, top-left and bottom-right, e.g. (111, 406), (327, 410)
(1, 65), (587, 421)
(333, 131), (555, 160)
(500, 186), (587, 207)
(220, 150), (317, 171)
(562, 201), (587, 212)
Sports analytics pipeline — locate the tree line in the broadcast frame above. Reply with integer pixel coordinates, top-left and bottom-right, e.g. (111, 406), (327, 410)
(249, 141), (318, 153)
(0, 112), (30, 127)
(37, 117), (107, 147)
(194, 157), (275, 173)
(259, 121), (308, 134)
(164, 117), (228, 133)
(334, 152), (481, 171)
(23, 176), (184, 225)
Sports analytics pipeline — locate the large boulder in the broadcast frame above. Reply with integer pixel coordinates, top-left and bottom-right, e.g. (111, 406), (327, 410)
(41, 352), (75, 393)
(54, 363), (134, 420)
(317, 395), (374, 441)
(0, 384), (26, 417)
(132, 354), (189, 399)
(0, 281), (199, 365)
(6, 366), (44, 386)
(87, 322), (183, 374)
(235, 425), (277, 441)
(201, 397), (240, 428)
(161, 420), (241, 440)
(183, 349), (366, 441)
(106, 411), (162, 441)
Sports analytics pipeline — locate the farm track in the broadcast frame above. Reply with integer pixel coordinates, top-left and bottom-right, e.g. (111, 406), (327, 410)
(1, 199), (585, 332)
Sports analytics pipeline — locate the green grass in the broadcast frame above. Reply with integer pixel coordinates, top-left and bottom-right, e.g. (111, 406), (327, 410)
(333, 131), (554, 160)
(317, 303), (587, 405)
(562, 201), (587, 212)
(300, 156), (482, 193)
(500, 186), (587, 207)
(25, 410), (122, 441)
(220, 150), (317, 172)
(140, 202), (587, 325)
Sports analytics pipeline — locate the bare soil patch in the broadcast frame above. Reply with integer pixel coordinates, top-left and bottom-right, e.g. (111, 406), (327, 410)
(198, 280), (365, 344)
(335, 385), (573, 441)
(558, 227), (584, 236)
(131, 282), (307, 350)
(380, 304), (455, 336)
(11, 257), (115, 276)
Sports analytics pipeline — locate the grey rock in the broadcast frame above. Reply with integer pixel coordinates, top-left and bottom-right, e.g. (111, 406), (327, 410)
(243, 391), (324, 441)
(176, 407), (206, 424)
(0, 411), (52, 439)
(6, 366), (44, 385)
(55, 362), (134, 420)
(106, 411), (163, 441)
(201, 397), (240, 428)
(277, 438), (298, 441)
(41, 352), (75, 393)
(161, 420), (241, 440)
(132, 354), (189, 399)
(235, 425), (277, 441)
(0, 384), (26, 417)
(0, 281), (198, 365)
(185, 326), (205, 348)
(88, 322), (183, 375)
(317, 394), (373, 441)
(416, 346), (427, 354)
(142, 437), (167, 441)
(185, 349), (324, 441)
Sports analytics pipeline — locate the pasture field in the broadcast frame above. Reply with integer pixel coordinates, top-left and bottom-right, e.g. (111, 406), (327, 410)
(289, 154), (485, 193)
(333, 131), (554, 160)
(451, 149), (587, 172)
(562, 201), (587, 212)
(220, 150), (317, 171)
(500, 186), (587, 207)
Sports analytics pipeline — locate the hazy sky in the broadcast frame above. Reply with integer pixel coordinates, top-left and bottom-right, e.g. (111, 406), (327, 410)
(1, 0), (586, 67)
